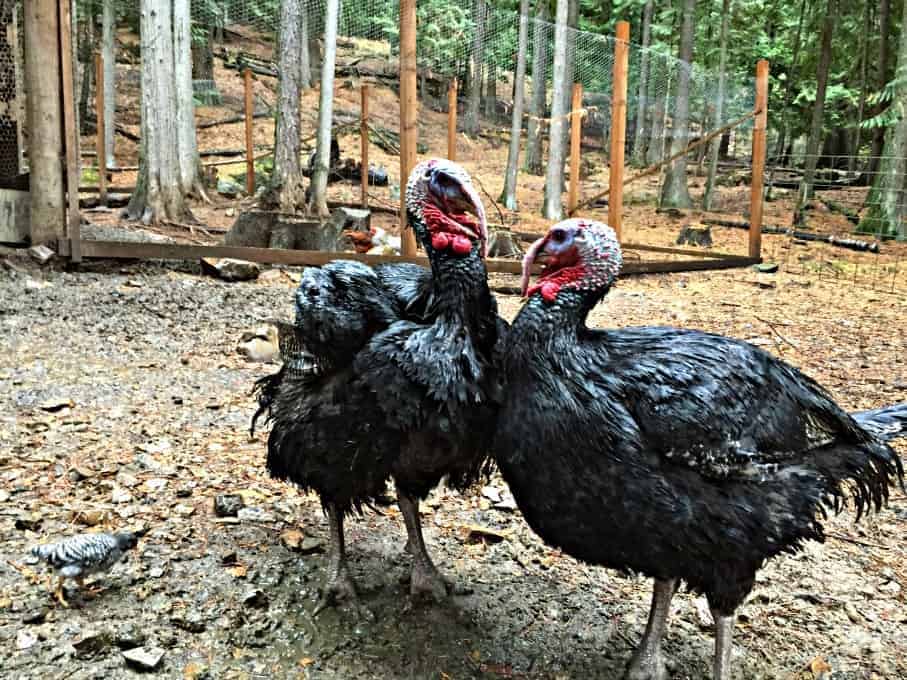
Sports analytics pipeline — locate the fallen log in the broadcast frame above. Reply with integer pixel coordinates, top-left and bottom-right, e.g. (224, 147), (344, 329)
(702, 218), (880, 253)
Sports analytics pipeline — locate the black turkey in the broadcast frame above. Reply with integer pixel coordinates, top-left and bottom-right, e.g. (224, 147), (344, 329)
(254, 159), (504, 610)
(495, 218), (905, 680)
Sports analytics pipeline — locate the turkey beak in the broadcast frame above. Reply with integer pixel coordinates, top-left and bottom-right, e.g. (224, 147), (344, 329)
(461, 183), (489, 256)
(520, 235), (548, 297)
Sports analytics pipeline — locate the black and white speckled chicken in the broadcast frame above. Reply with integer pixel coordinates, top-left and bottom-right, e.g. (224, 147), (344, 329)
(30, 532), (138, 606)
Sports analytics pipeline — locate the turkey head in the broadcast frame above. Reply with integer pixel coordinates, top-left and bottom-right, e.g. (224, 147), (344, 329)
(405, 159), (488, 257)
(520, 218), (623, 303)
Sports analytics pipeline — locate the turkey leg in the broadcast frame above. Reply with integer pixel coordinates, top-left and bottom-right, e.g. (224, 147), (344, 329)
(398, 492), (450, 601)
(313, 504), (359, 616)
(624, 578), (677, 680)
(711, 607), (734, 680)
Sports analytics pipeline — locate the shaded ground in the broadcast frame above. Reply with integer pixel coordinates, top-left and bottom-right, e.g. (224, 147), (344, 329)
(1, 251), (904, 679)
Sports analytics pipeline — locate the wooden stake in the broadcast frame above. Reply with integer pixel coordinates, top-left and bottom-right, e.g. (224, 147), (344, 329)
(567, 83), (583, 214)
(750, 59), (769, 260)
(95, 51), (107, 207)
(398, 0), (418, 256)
(608, 21), (630, 241)
(360, 84), (369, 208)
(243, 68), (255, 195)
(59, 0), (81, 261)
(447, 79), (458, 161)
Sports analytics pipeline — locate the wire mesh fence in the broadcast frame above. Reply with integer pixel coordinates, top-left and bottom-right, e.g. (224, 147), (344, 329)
(69, 0), (905, 278)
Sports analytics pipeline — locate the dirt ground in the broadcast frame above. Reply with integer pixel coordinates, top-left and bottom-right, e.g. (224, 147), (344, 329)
(1, 247), (904, 679)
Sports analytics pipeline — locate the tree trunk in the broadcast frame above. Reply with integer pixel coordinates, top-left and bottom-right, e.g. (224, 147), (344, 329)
(630, 0), (654, 167)
(24, 0), (64, 244)
(500, 0), (530, 210)
(127, 0), (191, 224)
(542, 0), (569, 220)
(659, 0), (696, 209)
(101, 0), (116, 168)
(646, 76), (667, 165)
(859, 0), (907, 239)
(868, 0), (891, 175)
(300, 5), (312, 89)
(174, 0), (203, 198)
(849, 0), (871, 174)
(465, 0), (486, 135)
(78, 15), (93, 132)
(484, 58), (497, 119)
(798, 0), (837, 206)
(309, 0), (339, 217)
(557, 0), (579, 194)
(191, 26), (215, 81)
(524, 0), (548, 175)
(771, 0), (806, 164)
(702, 0), (730, 210)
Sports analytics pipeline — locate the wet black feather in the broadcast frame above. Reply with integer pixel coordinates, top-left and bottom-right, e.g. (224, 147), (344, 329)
(496, 289), (904, 614)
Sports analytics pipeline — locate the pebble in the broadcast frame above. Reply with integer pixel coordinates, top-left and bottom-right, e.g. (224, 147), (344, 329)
(16, 629), (37, 650)
(122, 646), (165, 671)
(237, 507), (275, 523)
(111, 487), (134, 504)
(214, 494), (244, 518)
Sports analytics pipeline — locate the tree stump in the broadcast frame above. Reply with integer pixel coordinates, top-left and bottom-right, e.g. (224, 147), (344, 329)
(225, 208), (371, 252)
(676, 224), (713, 247)
(487, 229), (523, 258)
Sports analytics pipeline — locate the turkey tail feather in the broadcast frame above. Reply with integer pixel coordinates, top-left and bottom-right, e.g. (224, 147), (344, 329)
(852, 403), (907, 442)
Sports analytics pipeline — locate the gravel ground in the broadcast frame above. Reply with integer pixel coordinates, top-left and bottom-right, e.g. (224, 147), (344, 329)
(0, 253), (904, 680)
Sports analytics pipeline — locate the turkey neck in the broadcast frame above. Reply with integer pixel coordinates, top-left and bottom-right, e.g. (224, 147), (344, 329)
(424, 245), (493, 331)
(507, 287), (609, 360)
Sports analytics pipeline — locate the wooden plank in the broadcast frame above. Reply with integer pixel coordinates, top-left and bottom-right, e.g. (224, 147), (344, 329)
(447, 79), (457, 161)
(360, 84), (369, 208)
(398, 0), (418, 256)
(59, 0), (81, 262)
(567, 83), (583, 214)
(58, 239), (759, 277)
(620, 242), (746, 260)
(244, 68), (255, 195)
(749, 59), (769, 259)
(94, 51), (107, 207)
(608, 21), (630, 241)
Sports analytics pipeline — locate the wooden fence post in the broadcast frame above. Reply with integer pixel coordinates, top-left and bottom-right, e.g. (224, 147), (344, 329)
(568, 83), (583, 214)
(95, 51), (107, 207)
(749, 59), (769, 260)
(360, 84), (369, 208)
(243, 68), (255, 195)
(399, 0), (418, 256)
(60, 0), (80, 261)
(608, 21), (630, 241)
(447, 78), (457, 161)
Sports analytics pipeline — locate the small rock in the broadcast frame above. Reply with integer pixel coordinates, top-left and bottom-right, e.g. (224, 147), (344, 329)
(299, 537), (325, 554)
(173, 503), (195, 517)
(16, 629), (37, 650)
(237, 506), (275, 523)
(15, 514), (42, 531)
(200, 257), (261, 282)
(28, 244), (55, 264)
(148, 567), (165, 579)
(143, 478), (168, 492)
(122, 645), (165, 671)
(171, 613), (206, 633)
(116, 471), (140, 488)
(21, 604), (48, 625)
(242, 589), (269, 609)
(481, 486), (502, 504)
(72, 630), (113, 659)
(111, 487), (134, 504)
(754, 262), (779, 274)
(879, 580), (901, 595)
(114, 623), (147, 649)
(68, 465), (95, 482)
(214, 494), (244, 518)
(24, 278), (51, 292)
(216, 178), (242, 198)
(330, 206), (371, 234)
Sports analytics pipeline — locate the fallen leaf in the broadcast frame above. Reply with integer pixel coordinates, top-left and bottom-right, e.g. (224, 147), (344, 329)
(809, 656), (832, 677)
(280, 529), (304, 552)
(298, 657), (315, 667)
(460, 524), (511, 544)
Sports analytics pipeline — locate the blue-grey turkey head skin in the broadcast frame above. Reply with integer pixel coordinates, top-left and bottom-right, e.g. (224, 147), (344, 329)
(494, 218), (904, 677)
(31, 532), (138, 579)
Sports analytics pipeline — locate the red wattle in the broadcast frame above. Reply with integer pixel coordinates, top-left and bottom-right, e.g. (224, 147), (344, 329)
(451, 235), (472, 255)
(540, 282), (561, 302)
(431, 232), (451, 250)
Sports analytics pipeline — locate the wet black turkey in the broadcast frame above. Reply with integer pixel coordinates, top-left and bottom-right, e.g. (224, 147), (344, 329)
(495, 218), (905, 680)
(254, 159), (504, 610)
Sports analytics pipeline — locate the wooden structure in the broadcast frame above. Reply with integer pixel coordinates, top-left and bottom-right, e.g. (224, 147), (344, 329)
(608, 21), (630, 241)
(567, 83), (583, 215)
(749, 60), (770, 258)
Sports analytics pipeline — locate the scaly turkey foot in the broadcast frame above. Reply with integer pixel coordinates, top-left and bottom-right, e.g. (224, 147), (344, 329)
(624, 650), (668, 680)
(409, 560), (452, 602)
